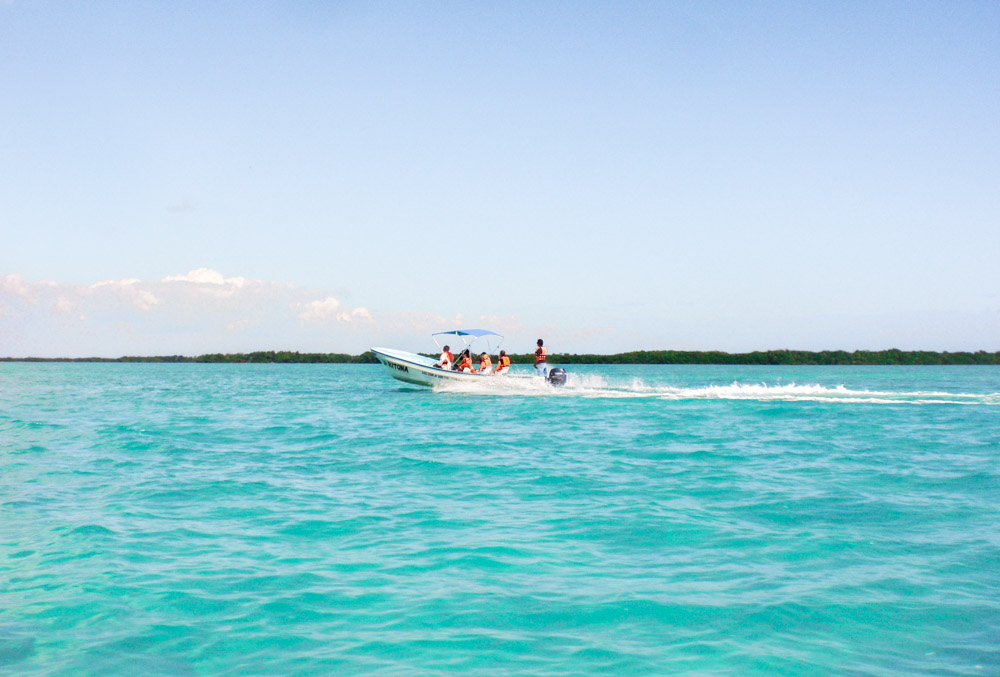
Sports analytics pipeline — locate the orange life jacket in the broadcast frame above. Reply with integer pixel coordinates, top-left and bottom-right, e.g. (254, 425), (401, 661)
(498, 356), (511, 369)
(442, 351), (453, 363)
(480, 356), (492, 370)
(459, 355), (472, 369)
(535, 346), (547, 364)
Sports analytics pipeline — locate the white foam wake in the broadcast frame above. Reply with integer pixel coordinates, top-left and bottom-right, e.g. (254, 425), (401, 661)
(432, 374), (1000, 405)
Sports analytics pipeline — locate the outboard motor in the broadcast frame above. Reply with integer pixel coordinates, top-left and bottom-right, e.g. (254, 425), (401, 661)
(547, 368), (567, 386)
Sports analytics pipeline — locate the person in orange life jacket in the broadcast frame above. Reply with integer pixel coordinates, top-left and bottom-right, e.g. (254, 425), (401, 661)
(458, 350), (474, 373)
(534, 339), (548, 377)
(493, 350), (511, 375)
(477, 352), (492, 374)
(433, 345), (453, 369)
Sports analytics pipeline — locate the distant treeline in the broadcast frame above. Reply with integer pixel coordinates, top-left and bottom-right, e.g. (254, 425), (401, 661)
(3, 349), (999, 365)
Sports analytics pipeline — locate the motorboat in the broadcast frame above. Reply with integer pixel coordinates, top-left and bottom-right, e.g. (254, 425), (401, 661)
(371, 329), (567, 387)
(371, 329), (506, 387)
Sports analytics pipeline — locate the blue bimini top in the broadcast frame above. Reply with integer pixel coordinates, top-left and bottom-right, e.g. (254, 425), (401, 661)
(432, 329), (503, 338)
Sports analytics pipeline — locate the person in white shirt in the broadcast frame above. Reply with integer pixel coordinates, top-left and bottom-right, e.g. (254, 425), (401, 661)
(433, 345), (453, 370)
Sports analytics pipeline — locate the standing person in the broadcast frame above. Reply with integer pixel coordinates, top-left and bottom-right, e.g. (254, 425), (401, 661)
(478, 352), (492, 374)
(433, 345), (453, 369)
(534, 339), (548, 378)
(493, 350), (511, 375)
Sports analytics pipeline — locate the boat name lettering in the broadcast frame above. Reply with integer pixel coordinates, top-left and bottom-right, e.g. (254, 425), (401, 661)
(389, 362), (409, 372)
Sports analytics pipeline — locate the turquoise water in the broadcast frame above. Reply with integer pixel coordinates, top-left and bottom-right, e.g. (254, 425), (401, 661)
(2, 363), (999, 675)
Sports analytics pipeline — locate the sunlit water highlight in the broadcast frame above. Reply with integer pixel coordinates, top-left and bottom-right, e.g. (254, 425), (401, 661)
(2, 363), (999, 675)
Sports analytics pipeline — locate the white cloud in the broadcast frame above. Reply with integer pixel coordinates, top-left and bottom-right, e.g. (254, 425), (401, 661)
(87, 278), (159, 311)
(298, 298), (375, 324)
(0, 269), (386, 357)
(299, 296), (341, 321)
(53, 296), (75, 314)
(160, 268), (256, 299)
(1, 273), (33, 300)
(132, 290), (159, 311)
(160, 268), (253, 290)
(161, 268), (226, 285)
(91, 278), (141, 288)
(334, 307), (374, 323)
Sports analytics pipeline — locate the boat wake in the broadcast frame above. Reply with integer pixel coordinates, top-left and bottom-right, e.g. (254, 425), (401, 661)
(433, 374), (1000, 405)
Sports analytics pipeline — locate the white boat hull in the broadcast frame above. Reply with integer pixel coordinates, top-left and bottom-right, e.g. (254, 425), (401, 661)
(371, 347), (504, 387)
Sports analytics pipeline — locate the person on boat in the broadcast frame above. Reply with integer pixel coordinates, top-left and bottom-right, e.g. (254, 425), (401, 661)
(477, 352), (492, 374)
(493, 350), (511, 375)
(458, 350), (474, 373)
(534, 339), (548, 376)
(433, 345), (453, 370)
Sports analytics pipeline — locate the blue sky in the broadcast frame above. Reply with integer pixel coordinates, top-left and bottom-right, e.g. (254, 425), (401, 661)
(2, 1), (998, 357)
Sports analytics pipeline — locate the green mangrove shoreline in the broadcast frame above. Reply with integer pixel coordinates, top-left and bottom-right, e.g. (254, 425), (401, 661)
(3, 349), (999, 365)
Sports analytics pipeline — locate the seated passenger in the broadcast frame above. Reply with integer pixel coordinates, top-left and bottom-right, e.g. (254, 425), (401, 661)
(458, 350), (474, 373)
(493, 350), (511, 375)
(433, 345), (453, 370)
(478, 352), (492, 374)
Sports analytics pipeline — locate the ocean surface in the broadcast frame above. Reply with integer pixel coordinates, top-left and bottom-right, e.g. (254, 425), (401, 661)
(2, 363), (999, 675)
